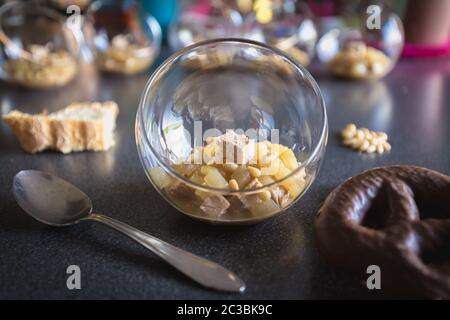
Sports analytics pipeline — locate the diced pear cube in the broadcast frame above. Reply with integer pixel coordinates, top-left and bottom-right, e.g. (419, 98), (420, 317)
(200, 165), (218, 176)
(255, 142), (269, 161)
(202, 143), (217, 164)
(258, 152), (279, 166)
(149, 167), (172, 189)
(281, 177), (306, 199)
(249, 199), (280, 216)
(260, 159), (283, 175)
(189, 147), (203, 164)
(269, 143), (288, 156)
(203, 142), (217, 157)
(258, 175), (275, 186)
(189, 171), (204, 185)
(280, 149), (299, 171)
(273, 166), (291, 180)
(204, 170), (228, 189)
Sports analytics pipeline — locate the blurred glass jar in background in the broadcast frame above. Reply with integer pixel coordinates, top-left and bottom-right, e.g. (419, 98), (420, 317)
(83, 0), (161, 75)
(0, 1), (80, 89)
(169, 0), (317, 66)
(316, 1), (404, 80)
(249, 0), (317, 66)
(168, 0), (264, 51)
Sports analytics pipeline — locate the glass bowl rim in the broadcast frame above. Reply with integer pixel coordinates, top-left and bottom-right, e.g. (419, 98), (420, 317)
(136, 37), (328, 195)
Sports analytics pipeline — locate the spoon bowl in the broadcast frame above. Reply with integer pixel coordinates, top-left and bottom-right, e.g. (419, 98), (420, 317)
(13, 170), (92, 226)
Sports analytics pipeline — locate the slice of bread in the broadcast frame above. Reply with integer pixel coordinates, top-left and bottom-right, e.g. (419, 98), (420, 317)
(2, 101), (119, 154)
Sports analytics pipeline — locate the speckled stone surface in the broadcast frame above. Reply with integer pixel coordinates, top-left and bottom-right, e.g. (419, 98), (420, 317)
(1, 51), (449, 299)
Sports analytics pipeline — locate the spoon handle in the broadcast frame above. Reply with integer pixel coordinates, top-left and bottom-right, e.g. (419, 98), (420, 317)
(87, 213), (245, 293)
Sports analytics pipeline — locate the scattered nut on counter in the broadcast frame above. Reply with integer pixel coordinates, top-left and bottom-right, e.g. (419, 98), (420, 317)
(149, 131), (307, 218)
(329, 41), (391, 80)
(341, 123), (391, 154)
(97, 34), (154, 74)
(4, 44), (78, 89)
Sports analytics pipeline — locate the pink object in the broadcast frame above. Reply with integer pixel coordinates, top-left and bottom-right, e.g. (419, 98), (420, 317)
(402, 38), (450, 57)
(307, 0), (336, 17)
(190, 0), (211, 16)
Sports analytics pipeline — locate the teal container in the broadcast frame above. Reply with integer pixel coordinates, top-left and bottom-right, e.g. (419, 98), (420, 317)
(140, 0), (178, 40)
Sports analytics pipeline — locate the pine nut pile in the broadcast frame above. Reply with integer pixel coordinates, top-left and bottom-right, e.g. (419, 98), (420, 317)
(341, 123), (391, 154)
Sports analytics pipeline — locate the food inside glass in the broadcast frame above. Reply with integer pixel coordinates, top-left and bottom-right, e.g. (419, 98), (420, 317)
(316, 4), (404, 80)
(0, 2), (80, 89)
(84, 0), (161, 75)
(149, 131), (308, 219)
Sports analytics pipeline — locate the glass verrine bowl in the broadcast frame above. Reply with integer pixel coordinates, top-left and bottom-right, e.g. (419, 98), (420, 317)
(316, 5), (404, 80)
(84, 0), (161, 75)
(168, 0), (317, 67)
(256, 0), (317, 66)
(136, 38), (327, 225)
(0, 1), (80, 89)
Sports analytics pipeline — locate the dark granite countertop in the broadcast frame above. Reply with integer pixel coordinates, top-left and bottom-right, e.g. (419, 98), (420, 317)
(1, 51), (449, 299)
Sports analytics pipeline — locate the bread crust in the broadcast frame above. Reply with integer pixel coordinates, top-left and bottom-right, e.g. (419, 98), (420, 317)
(2, 101), (119, 154)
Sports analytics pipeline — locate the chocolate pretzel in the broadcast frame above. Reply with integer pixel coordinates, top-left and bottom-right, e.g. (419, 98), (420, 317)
(315, 166), (450, 298)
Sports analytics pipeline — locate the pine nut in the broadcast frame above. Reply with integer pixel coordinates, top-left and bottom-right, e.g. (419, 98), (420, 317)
(342, 129), (355, 139)
(223, 163), (238, 172)
(367, 145), (376, 153)
(351, 139), (363, 149)
(355, 129), (365, 140)
(344, 123), (357, 133)
(360, 140), (370, 151)
(376, 144), (384, 154)
(228, 179), (239, 190)
(248, 166), (262, 178)
(383, 142), (391, 152)
(377, 132), (388, 141)
(258, 190), (272, 202)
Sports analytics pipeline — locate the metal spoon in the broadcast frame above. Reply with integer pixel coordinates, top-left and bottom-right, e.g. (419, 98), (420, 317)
(12, 170), (246, 293)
